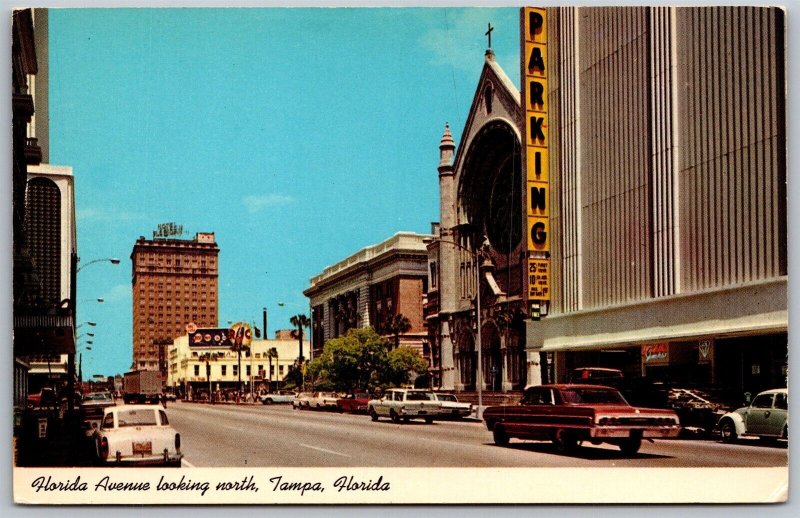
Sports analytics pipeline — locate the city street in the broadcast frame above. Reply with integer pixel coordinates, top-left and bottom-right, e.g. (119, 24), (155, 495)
(167, 401), (788, 468)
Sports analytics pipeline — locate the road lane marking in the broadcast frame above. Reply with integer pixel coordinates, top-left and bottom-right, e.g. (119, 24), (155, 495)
(299, 443), (351, 457)
(182, 458), (196, 468)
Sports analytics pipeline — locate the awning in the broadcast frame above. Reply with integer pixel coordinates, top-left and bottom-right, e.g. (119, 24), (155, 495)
(14, 314), (75, 355)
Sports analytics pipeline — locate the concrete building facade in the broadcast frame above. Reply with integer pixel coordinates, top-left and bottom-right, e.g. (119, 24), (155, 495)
(130, 232), (220, 374)
(167, 334), (308, 397)
(305, 232), (431, 360)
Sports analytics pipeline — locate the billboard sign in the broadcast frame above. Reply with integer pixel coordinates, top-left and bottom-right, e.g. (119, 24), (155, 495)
(189, 328), (234, 348)
(522, 7), (551, 307)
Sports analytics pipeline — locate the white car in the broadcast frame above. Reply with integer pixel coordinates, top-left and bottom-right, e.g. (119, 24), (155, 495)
(309, 391), (339, 409)
(432, 393), (472, 419)
(94, 404), (182, 466)
(260, 390), (295, 405)
(369, 389), (443, 423)
(292, 392), (313, 410)
(718, 388), (788, 442)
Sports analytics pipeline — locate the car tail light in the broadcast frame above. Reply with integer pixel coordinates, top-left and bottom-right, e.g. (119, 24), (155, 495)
(100, 437), (109, 460)
(175, 433), (181, 452)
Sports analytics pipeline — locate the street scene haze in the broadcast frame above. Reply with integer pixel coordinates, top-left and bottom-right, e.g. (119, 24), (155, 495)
(11, 5), (787, 503)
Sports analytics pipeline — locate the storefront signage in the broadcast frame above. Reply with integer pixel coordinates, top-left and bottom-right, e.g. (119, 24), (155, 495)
(230, 322), (253, 348)
(189, 328), (233, 348)
(697, 339), (713, 365)
(523, 7), (551, 308)
(642, 343), (669, 364)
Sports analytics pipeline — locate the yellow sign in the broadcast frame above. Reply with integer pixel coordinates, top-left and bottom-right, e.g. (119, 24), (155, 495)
(523, 7), (550, 303)
(528, 259), (550, 299)
(230, 322), (252, 348)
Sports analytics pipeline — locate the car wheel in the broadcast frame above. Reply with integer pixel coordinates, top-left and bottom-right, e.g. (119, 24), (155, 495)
(720, 419), (738, 443)
(264, 398), (273, 405)
(424, 417), (433, 424)
(619, 437), (642, 455)
(552, 429), (578, 453)
(390, 410), (400, 423)
(493, 425), (509, 446)
(370, 408), (379, 421)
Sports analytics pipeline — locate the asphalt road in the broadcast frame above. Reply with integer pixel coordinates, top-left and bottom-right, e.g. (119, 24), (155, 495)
(166, 401), (788, 468)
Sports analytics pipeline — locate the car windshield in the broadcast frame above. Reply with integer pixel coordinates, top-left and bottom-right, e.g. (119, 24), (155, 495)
(83, 393), (112, 402)
(117, 409), (158, 427)
(437, 394), (458, 402)
(560, 388), (627, 405)
(406, 392), (434, 401)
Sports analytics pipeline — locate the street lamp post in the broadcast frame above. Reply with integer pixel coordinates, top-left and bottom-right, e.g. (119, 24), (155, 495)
(423, 237), (483, 419)
(76, 257), (120, 273)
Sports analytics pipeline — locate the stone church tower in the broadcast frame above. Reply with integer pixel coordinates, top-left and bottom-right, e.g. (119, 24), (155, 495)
(426, 48), (533, 392)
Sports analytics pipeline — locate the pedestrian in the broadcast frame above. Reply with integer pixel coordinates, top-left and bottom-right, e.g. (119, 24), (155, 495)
(161, 392), (167, 408)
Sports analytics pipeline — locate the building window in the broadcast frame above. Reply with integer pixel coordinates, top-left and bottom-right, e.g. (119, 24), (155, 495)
(246, 366), (251, 376)
(221, 365), (227, 376)
(232, 365), (238, 376)
(194, 365), (200, 376)
(430, 262), (437, 288)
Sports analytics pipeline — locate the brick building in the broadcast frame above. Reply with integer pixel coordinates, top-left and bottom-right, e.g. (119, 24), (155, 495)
(130, 232), (219, 376)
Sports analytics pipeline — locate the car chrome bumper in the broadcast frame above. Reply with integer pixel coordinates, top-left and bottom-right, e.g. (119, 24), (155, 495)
(591, 426), (681, 438)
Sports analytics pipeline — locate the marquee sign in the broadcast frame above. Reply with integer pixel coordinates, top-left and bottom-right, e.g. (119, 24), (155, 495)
(522, 7), (551, 313)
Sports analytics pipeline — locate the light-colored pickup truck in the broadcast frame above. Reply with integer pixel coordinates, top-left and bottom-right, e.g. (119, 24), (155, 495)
(368, 389), (443, 424)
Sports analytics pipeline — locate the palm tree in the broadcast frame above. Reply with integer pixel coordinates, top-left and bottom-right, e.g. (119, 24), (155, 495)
(384, 313), (412, 350)
(266, 347), (278, 392)
(290, 314), (310, 361)
(199, 352), (221, 403)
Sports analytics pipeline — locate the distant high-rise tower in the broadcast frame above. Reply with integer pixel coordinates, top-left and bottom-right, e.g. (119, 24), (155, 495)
(131, 231), (219, 375)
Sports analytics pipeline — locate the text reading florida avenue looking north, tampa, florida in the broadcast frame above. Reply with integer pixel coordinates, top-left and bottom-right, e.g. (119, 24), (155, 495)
(30, 473), (391, 498)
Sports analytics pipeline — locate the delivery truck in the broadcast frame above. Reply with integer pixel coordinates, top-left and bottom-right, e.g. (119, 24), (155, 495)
(123, 370), (162, 404)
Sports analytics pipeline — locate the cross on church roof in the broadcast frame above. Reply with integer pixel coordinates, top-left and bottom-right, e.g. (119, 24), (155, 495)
(485, 22), (494, 49)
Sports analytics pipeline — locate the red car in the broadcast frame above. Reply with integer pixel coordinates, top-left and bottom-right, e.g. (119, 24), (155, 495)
(483, 384), (681, 455)
(336, 393), (371, 413)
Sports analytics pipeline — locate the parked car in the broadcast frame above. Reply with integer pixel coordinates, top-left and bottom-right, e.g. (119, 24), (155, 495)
(432, 393), (472, 419)
(309, 391), (339, 409)
(79, 391), (116, 437)
(624, 383), (729, 436)
(27, 387), (58, 409)
(336, 393), (371, 413)
(368, 389), (443, 424)
(260, 390), (295, 405)
(93, 404), (182, 466)
(483, 384), (681, 455)
(163, 392), (177, 402)
(718, 388), (788, 443)
(292, 392), (313, 410)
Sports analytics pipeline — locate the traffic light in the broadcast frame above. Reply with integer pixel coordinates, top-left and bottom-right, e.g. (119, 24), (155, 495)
(530, 301), (541, 321)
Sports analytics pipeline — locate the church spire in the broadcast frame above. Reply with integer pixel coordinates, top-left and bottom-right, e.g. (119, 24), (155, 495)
(438, 123), (455, 173)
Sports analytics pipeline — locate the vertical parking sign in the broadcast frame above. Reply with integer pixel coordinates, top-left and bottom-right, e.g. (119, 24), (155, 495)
(522, 7), (551, 311)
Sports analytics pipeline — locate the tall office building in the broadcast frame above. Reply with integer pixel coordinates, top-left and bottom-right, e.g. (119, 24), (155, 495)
(131, 231), (219, 374)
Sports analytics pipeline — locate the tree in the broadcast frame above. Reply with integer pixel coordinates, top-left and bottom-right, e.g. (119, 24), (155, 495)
(383, 313), (412, 350)
(381, 346), (428, 387)
(266, 347), (278, 392)
(311, 328), (391, 394)
(290, 314), (311, 361)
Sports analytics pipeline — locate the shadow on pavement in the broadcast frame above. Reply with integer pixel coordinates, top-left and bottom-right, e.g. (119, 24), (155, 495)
(489, 440), (673, 460)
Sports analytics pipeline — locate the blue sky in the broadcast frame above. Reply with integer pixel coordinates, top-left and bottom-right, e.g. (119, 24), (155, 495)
(49, 8), (521, 377)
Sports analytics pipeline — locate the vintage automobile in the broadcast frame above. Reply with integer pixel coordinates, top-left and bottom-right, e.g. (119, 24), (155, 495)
(93, 404), (182, 466)
(260, 390), (295, 405)
(336, 393), (371, 413)
(718, 388), (788, 443)
(483, 384), (681, 455)
(309, 391), (339, 409)
(368, 389), (443, 423)
(292, 392), (313, 410)
(431, 393), (472, 419)
(80, 391), (116, 437)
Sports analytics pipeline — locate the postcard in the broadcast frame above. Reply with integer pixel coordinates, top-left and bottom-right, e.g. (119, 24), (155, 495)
(10, 4), (788, 505)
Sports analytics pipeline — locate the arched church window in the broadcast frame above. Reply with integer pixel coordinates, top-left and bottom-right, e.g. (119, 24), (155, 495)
(484, 85), (493, 114)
